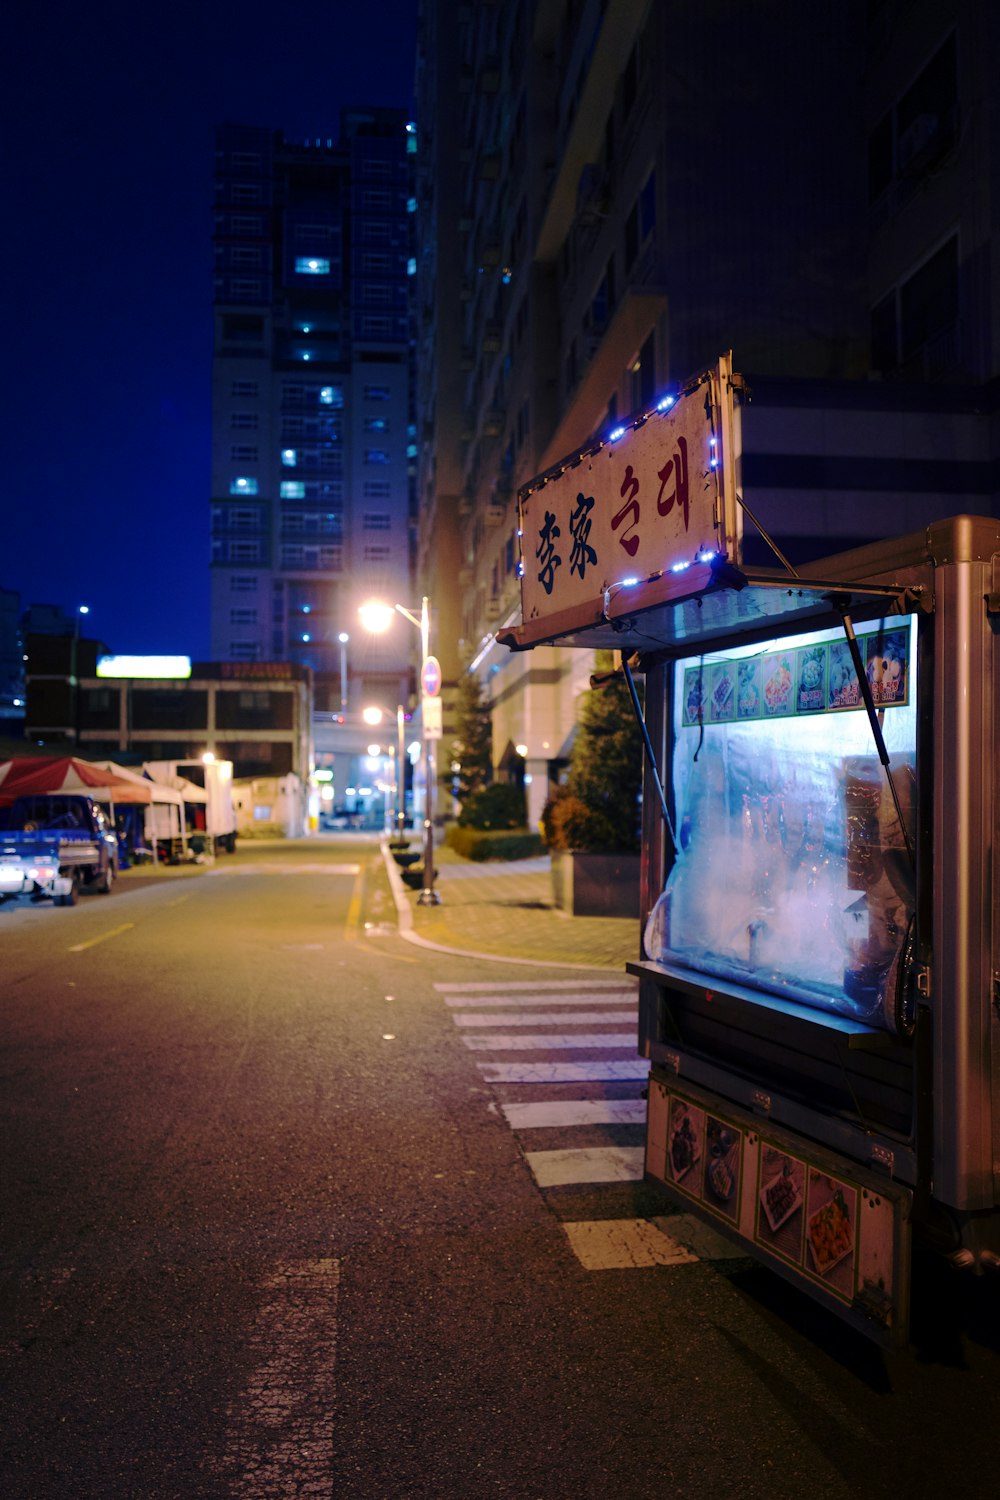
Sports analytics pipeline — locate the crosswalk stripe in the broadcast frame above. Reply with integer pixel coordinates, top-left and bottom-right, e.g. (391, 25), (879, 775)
(478, 1060), (650, 1083)
(501, 1099), (646, 1129)
(525, 1146), (646, 1186)
(562, 1219), (699, 1270)
(453, 1008), (637, 1028)
(462, 1031), (636, 1051)
(443, 991), (636, 1009)
(435, 979), (634, 993)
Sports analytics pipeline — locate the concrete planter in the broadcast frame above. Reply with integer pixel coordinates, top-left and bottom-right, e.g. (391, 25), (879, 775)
(550, 850), (640, 918)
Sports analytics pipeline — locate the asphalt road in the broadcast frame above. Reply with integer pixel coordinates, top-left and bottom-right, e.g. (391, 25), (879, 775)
(2, 838), (1000, 1498)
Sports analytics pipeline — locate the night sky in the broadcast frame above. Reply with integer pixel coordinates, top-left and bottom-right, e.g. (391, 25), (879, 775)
(3, 0), (418, 659)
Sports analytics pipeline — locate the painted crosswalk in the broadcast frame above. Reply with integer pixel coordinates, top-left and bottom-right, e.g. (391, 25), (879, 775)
(436, 975), (708, 1271)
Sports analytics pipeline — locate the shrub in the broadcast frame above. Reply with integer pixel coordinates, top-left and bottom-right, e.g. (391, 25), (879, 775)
(456, 781), (527, 830)
(445, 825), (544, 861)
(542, 792), (620, 854)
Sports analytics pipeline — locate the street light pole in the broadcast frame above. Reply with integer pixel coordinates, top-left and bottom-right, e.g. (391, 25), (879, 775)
(359, 593), (440, 904)
(396, 703), (406, 840)
(338, 632), (349, 712)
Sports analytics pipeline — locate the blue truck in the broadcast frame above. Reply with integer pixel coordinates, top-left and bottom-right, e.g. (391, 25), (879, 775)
(0, 793), (118, 906)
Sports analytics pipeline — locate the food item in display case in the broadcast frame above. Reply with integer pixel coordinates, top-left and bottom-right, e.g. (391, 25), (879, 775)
(684, 672), (705, 725)
(710, 665), (735, 720)
(828, 642), (861, 708)
(761, 1170), (802, 1232)
(807, 1195), (853, 1275)
(709, 1157), (734, 1201)
(762, 654), (793, 715)
(670, 1113), (699, 1180)
(737, 659), (761, 718)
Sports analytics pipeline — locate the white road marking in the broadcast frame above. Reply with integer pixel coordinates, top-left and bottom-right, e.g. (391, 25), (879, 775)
(525, 1145), (646, 1186)
(453, 1007), (637, 1027)
(478, 1060), (650, 1083)
(443, 990), (636, 1008)
(435, 978), (634, 993)
(212, 1258), (339, 1497)
(501, 1098), (646, 1129)
(462, 1031), (637, 1051)
(562, 1219), (699, 1270)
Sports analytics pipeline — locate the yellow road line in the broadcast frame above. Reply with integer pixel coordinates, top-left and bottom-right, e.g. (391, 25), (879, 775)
(68, 923), (134, 952)
(344, 865), (364, 942)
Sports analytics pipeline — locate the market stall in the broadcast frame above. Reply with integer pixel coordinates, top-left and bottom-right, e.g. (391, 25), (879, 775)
(501, 354), (1000, 1344)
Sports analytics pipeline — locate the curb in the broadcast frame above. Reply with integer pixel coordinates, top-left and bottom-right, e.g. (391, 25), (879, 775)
(379, 841), (629, 973)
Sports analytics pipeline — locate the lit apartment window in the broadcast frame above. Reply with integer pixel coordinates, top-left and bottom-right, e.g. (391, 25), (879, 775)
(364, 416), (388, 432)
(230, 477), (258, 495)
(281, 481), (306, 499)
(364, 449), (390, 465)
(295, 256), (330, 275)
(319, 386), (343, 406)
(282, 449), (297, 467)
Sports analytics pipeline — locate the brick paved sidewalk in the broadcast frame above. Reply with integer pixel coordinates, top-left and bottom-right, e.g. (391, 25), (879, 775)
(385, 842), (639, 972)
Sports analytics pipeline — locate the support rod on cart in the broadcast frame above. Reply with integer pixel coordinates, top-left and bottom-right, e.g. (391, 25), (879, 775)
(620, 655), (678, 856)
(832, 599), (915, 867)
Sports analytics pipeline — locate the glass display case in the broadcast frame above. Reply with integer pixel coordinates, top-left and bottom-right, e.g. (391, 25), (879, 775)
(644, 617), (917, 1033)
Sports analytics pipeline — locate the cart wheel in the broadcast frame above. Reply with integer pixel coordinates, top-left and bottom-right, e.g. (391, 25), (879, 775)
(96, 863), (114, 894)
(56, 873), (80, 907)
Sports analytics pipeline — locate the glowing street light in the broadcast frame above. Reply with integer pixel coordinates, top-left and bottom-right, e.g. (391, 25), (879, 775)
(360, 594), (440, 904)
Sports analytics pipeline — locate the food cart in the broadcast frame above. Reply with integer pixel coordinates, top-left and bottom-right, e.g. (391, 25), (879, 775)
(501, 354), (1000, 1345)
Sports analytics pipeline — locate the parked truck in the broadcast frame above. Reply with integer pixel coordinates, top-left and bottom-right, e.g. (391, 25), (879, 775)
(0, 793), (118, 905)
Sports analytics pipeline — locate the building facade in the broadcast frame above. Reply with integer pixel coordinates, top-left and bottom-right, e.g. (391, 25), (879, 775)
(415, 0), (1000, 826)
(210, 113), (417, 726)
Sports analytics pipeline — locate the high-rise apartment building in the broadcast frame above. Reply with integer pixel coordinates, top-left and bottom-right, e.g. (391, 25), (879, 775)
(210, 112), (415, 723)
(416, 0), (1000, 826)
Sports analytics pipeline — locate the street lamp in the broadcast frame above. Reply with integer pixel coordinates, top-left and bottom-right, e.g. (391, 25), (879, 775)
(359, 595), (440, 904)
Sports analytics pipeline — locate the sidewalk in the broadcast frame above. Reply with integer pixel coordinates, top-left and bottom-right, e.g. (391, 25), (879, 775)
(383, 840), (640, 972)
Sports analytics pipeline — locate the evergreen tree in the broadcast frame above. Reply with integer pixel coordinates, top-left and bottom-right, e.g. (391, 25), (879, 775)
(450, 670), (493, 804)
(560, 651), (643, 852)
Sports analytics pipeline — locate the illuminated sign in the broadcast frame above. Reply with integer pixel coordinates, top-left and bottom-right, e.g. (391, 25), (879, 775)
(517, 354), (742, 628)
(97, 655), (192, 679)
